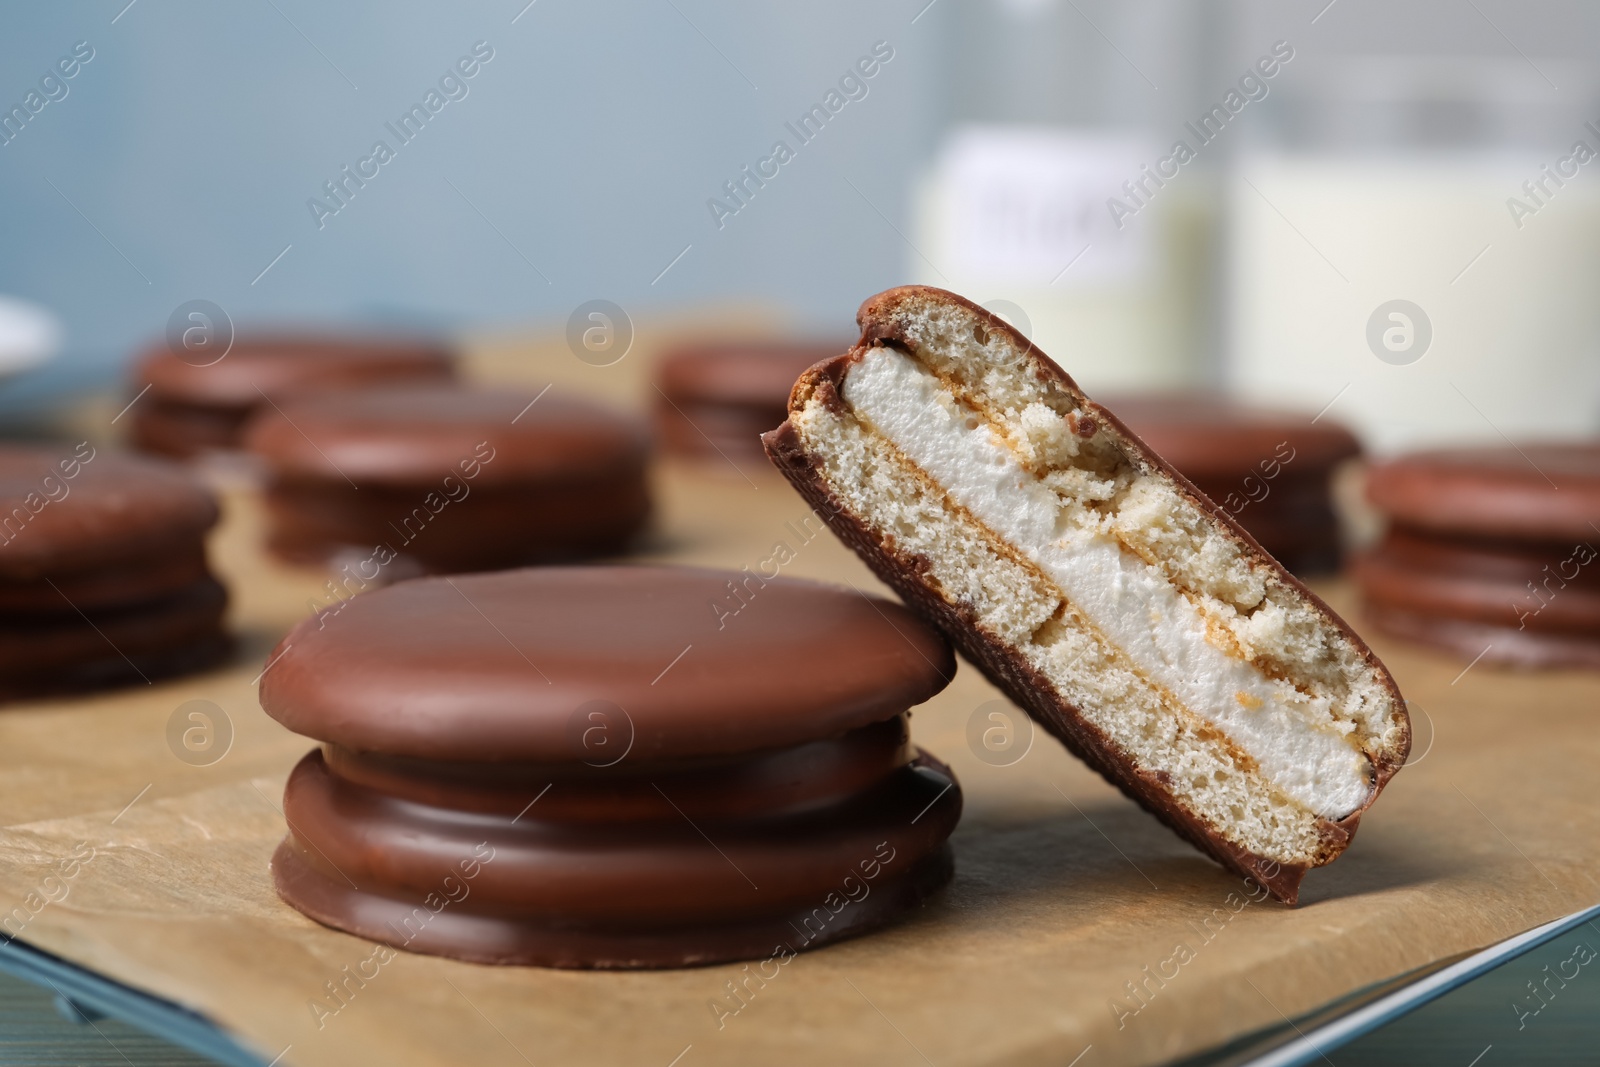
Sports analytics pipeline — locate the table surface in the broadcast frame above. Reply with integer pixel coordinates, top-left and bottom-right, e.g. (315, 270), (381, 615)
(1, 334), (1596, 1067)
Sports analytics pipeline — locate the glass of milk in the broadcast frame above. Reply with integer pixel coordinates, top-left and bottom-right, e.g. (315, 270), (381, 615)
(909, 0), (1223, 393)
(1227, 55), (1600, 453)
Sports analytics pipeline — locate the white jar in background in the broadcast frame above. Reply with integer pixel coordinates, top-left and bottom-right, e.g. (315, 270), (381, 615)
(0, 296), (59, 383)
(911, 125), (1216, 392)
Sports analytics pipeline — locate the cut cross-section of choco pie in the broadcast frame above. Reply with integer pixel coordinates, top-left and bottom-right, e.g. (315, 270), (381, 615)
(762, 286), (1409, 905)
(260, 565), (962, 968)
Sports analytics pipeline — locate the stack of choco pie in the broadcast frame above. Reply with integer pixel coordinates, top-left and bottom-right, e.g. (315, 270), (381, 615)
(129, 332), (456, 458)
(261, 566), (962, 968)
(0, 445), (228, 700)
(1355, 442), (1600, 668)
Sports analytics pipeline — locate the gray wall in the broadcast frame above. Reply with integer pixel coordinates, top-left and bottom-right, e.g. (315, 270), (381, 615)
(5, 0), (1597, 412)
(0, 0), (947, 407)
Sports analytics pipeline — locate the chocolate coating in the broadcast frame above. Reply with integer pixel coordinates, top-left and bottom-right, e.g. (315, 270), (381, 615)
(273, 736), (959, 967)
(1355, 530), (1600, 669)
(276, 839), (954, 970)
(260, 477), (646, 573)
(763, 286), (1411, 905)
(1362, 600), (1600, 670)
(0, 447), (217, 578)
(1109, 395), (1362, 474)
(263, 566), (961, 967)
(129, 333), (455, 458)
(323, 715), (915, 821)
(1356, 528), (1600, 632)
(128, 400), (247, 457)
(1358, 443), (1600, 668)
(0, 446), (228, 700)
(261, 566), (954, 762)
(245, 386), (651, 573)
(0, 546), (210, 614)
(1109, 394), (1361, 575)
(0, 578), (230, 700)
(655, 341), (844, 460)
(1366, 443), (1600, 541)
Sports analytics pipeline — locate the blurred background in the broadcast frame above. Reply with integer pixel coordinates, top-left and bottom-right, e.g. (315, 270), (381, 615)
(3, 0), (1600, 452)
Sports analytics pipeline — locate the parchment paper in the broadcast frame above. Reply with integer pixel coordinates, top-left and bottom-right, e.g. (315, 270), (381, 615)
(1, 328), (1594, 1067)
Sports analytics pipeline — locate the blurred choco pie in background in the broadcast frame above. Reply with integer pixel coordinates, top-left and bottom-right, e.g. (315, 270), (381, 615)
(0, 444), (228, 701)
(245, 384), (652, 581)
(654, 339), (845, 462)
(1356, 442), (1600, 669)
(129, 332), (456, 458)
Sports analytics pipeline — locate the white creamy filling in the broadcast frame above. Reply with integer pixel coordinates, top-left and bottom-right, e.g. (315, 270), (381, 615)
(842, 347), (1369, 818)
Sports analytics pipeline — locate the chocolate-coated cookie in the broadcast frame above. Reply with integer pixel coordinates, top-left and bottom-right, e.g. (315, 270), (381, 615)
(261, 565), (962, 967)
(245, 385), (651, 575)
(0, 445), (229, 699)
(129, 333), (455, 457)
(1358, 444), (1600, 668)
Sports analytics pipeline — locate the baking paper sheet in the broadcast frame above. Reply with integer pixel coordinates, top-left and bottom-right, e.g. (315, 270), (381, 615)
(2, 332), (1593, 1066)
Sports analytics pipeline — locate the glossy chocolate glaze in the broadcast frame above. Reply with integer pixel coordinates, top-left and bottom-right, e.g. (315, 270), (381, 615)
(1357, 528), (1600, 630)
(264, 566), (962, 966)
(0, 546), (211, 614)
(245, 386), (651, 573)
(1367, 443), (1600, 541)
(274, 841), (955, 970)
(261, 475), (648, 573)
(324, 715), (915, 820)
(656, 401), (789, 463)
(275, 730), (961, 967)
(0, 578), (230, 699)
(130, 333), (456, 457)
(1108, 394), (1362, 474)
(136, 334), (455, 407)
(0, 446), (228, 700)
(1360, 445), (1600, 667)
(658, 341), (849, 408)
(0, 447), (217, 578)
(0, 578), (227, 671)
(128, 398), (250, 458)
(261, 567), (955, 762)
(1355, 527), (1600, 667)
(246, 385), (647, 487)
(0, 634), (232, 704)
(1362, 601), (1600, 670)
